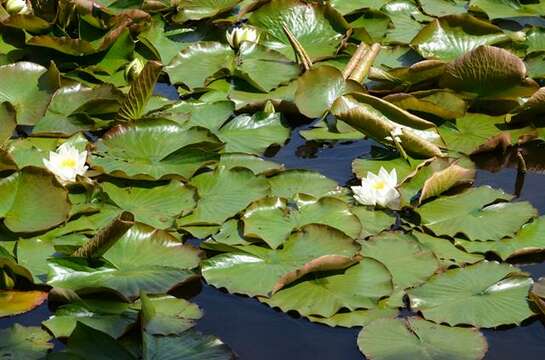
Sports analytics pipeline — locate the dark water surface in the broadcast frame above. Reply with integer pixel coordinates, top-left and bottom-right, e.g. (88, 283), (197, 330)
(2, 123), (545, 359)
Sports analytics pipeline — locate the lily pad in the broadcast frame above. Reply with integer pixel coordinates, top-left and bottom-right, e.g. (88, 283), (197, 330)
(0, 324), (53, 360)
(411, 15), (509, 61)
(202, 224), (360, 296)
(140, 293), (202, 336)
(469, 0), (545, 19)
(408, 261), (535, 327)
(262, 257), (393, 317)
(0, 62), (58, 125)
(417, 186), (537, 241)
(178, 167), (269, 226)
(91, 119), (221, 180)
(413, 231), (484, 268)
(351, 206), (396, 238)
(0, 167), (70, 233)
(0, 290), (48, 317)
(165, 42), (234, 89)
(174, 0), (241, 22)
(249, 0), (348, 61)
(102, 181), (196, 229)
(268, 169), (344, 200)
(242, 196), (361, 249)
(357, 317), (488, 360)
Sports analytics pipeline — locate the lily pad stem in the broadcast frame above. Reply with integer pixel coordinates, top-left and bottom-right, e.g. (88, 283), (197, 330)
(348, 43), (381, 83)
(516, 150), (527, 174)
(282, 23), (312, 71)
(342, 42), (368, 79)
(391, 130), (409, 163)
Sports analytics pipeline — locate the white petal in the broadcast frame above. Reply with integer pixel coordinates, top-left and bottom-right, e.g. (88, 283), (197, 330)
(351, 186), (377, 206)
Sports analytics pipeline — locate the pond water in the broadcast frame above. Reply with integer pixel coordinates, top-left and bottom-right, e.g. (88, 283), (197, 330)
(2, 120), (545, 359)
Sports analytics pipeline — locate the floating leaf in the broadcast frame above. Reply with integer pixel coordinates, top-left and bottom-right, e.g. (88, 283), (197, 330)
(249, 0), (348, 61)
(268, 169), (344, 199)
(0, 62), (58, 125)
(358, 317), (488, 360)
(351, 206), (396, 238)
(0, 325), (53, 360)
(408, 261), (535, 327)
(469, 0), (545, 19)
(174, 0), (241, 22)
(419, 163), (475, 203)
(417, 186), (537, 241)
(91, 119), (221, 180)
(165, 42), (234, 89)
(202, 224), (360, 296)
(218, 153), (283, 175)
(217, 111), (290, 155)
(307, 307), (398, 328)
(381, 0), (430, 44)
(262, 258), (392, 317)
(0, 290), (48, 317)
(178, 166), (269, 226)
(0, 167), (70, 233)
(360, 232), (439, 303)
(0, 102), (16, 144)
(242, 196), (361, 249)
(413, 231), (484, 268)
(411, 15), (509, 61)
(383, 89), (467, 119)
(140, 293), (202, 336)
(102, 181), (196, 229)
(456, 216), (545, 260)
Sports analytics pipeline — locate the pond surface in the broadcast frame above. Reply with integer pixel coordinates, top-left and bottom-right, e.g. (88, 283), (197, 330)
(2, 121), (545, 359)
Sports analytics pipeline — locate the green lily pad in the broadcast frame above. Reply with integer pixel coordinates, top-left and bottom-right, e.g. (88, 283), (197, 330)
(381, 0), (430, 44)
(165, 42), (234, 89)
(0, 167), (70, 233)
(469, 0), (545, 19)
(33, 84), (122, 136)
(383, 89), (467, 119)
(91, 119), (220, 180)
(307, 307), (398, 328)
(412, 231), (484, 268)
(218, 153), (284, 175)
(202, 224), (360, 296)
(0, 62), (58, 125)
(242, 196), (361, 249)
(249, 0), (348, 61)
(417, 186), (537, 241)
(0, 290), (48, 317)
(0, 324), (53, 360)
(178, 166), (269, 226)
(360, 232), (439, 304)
(43, 299), (139, 338)
(411, 15), (509, 61)
(138, 15), (191, 64)
(352, 151), (424, 181)
(174, 0), (241, 22)
(217, 111), (290, 155)
(408, 261), (535, 327)
(455, 216), (545, 260)
(140, 293), (202, 336)
(235, 42), (300, 92)
(330, 0), (388, 14)
(268, 169), (344, 200)
(102, 181), (196, 229)
(295, 65), (363, 118)
(357, 317), (488, 360)
(351, 206), (396, 238)
(419, 0), (468, 16)
(156, 100), (234, 130)
(262, 257), (393, 317)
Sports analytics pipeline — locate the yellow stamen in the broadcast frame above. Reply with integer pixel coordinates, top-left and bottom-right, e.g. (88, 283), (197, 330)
(60, 158), (77, 169)
(372, 181), (385, 190)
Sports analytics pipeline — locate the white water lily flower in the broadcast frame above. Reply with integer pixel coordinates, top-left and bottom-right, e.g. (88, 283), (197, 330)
(226, 26), (259, 49)
(351, 167), (400, 208)
(5, 0), (28, 14)
(43, 143), (88, 185)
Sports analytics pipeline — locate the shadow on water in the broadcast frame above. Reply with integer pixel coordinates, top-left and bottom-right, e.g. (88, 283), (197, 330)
(2, 112), (545, 359)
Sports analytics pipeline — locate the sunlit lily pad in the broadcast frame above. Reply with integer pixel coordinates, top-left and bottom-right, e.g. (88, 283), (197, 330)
(307, 307), (398, 328)
(412, 231), (484, 268)
(0, 167), (70, 233)
(178, 166), (269, 226)
(91, 119), (220, 180)
(417, 186), (537, 241)
(358, 317), (488, 360)
(0, 324), (53, 360)
(242, 196), (361, 249)
(140, 293), (202, 336)
(469, 0), (545, 19)
(174, 0), (241, 22)
(351, 206), (396, 238)
(262, 257), (392, 317)
(268, 169), (344, 200)
(202, 224), (360, 296)
(408, 261), (535, 327)
(249, 0), (348, 61)
(102, 181), (196, 229)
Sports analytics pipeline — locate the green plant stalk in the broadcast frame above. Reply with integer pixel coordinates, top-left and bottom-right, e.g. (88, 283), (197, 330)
(282, 23), (312, 71)
(349, 43), (381, 83)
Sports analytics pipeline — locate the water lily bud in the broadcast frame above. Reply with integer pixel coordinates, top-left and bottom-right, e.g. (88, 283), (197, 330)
(0, 270), (15, 289)
(125, 58), (145, 82)
(5, 0), (28, 14)
(510, 31), (526, 42)
(264, 100), (275, 114)
(226, 26), (259, 49)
